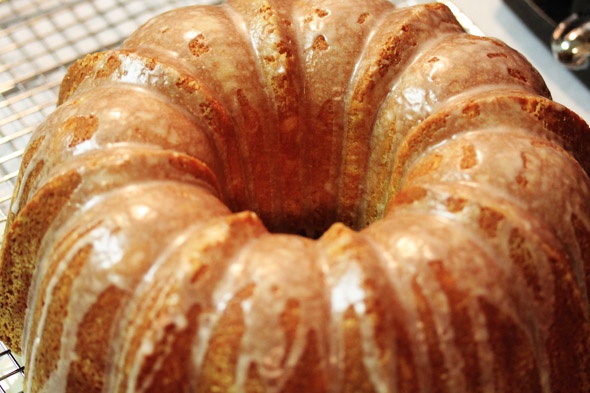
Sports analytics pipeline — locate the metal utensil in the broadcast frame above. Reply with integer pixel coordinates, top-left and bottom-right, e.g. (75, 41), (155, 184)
(551, 0), (590, 70)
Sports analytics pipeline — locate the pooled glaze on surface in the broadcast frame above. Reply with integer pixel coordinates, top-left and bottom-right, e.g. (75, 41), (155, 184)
(0, 0), (589, 392)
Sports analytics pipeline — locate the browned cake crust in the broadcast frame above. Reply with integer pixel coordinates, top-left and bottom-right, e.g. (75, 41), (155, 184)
(0, 1), (589, 392)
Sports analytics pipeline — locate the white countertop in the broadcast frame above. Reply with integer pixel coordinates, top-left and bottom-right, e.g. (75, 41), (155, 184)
(451, 0), (590, 124)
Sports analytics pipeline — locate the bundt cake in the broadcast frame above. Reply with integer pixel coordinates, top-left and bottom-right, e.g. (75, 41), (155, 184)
(1, 0), (589, 391)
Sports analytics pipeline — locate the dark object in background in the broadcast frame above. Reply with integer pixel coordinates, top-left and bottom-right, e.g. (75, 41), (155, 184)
(503, 0), (590, 88)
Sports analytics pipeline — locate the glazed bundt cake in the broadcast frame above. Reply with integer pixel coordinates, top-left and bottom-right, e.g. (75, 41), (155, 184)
(1, 0), (590, 392)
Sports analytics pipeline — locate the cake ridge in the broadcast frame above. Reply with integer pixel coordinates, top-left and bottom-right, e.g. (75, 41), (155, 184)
(319, 223), (412, 392)
(341, 4), (464, 228)
(292, 0), (397, 237)
(57, 48), (246, 202)
(224, 0), (304, 234)
(108, 212), (267, 392)
(389, 89), (590, 191)
(23, 180), (231, 391)
(366, 209), (555, 391)
(357, 31), (552, 228)
(389, 178), (587, 314)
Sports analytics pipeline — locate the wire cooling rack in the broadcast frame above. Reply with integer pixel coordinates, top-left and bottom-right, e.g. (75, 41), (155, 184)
(0, 342), (23, 393)
(0, 0), (476, 391)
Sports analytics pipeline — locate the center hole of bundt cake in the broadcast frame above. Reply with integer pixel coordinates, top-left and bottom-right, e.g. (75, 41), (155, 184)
(241, 199), (367, 240)
(222, 158), (382, 239)
(282, 224), (343, 240)
(254, 211), (333, 240)
(289, 225), (328, 240)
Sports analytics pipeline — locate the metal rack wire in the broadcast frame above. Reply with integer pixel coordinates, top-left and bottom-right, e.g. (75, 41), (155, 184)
(0, 342), (23, 393)
(0, 0), (475, 391)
